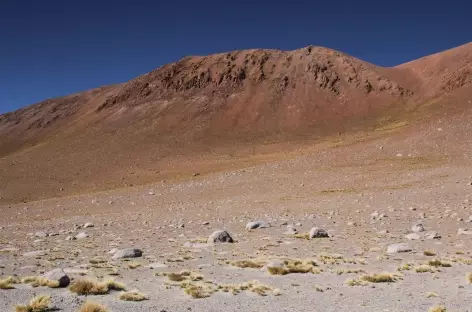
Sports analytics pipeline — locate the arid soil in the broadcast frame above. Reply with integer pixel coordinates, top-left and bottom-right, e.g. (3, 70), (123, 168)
(1, 43), (472, 311)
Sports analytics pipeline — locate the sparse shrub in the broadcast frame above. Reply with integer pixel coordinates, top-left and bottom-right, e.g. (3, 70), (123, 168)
(230, 259), (266, 269)
(68, 279), (124, 295)
(361, 272), (400, 283)
(397, 263), (412, 271)
(424, 250), (436, 256)
(429, 305), (446, 312)
(21, 276), (60, 288)
(415, 265), (435, 273)
(119, 291), (148, 301)
(183, 284), (215, 298)
(15, 295), (51, 312)
(427, 259), (451, 267)
(79, 301), (108, 312)
(0, 276), (18, 289)
(127, 262), (142, 269)
(426, 292), (439, 298)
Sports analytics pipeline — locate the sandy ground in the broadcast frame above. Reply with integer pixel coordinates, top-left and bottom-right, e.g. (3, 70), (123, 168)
(1, 131), (472, 312)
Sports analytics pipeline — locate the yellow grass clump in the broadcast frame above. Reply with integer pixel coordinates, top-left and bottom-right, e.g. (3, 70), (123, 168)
(415, 265), (435, 273)
(68, 279), (125, 295)
(79, 301), (108, 312)
(361, 272), (401, 283)
(15, 295), (51, 312)
(424, 250), (436, 256)
(21, 276), (60, 288)
(427, 259), (452, 268)
(0, 276), (19, 289)
(230, 259), (267, 269)
(119, 291), (148, 301)
(429, 305), (446, 312)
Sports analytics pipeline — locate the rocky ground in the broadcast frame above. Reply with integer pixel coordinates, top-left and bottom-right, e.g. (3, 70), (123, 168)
(1, 135), (472, 312)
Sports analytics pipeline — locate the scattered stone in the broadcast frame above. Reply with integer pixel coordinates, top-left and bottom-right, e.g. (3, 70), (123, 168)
(425, 231), (441, 239)
(75, 232), (89, 240)
(35, 231), (48, 238)
(411, 223), (425, 233)
(202, 221), (210, 226)
(458, 228), (472, 235)
(283, 227), (298, 235)
(108, 248), (118, 255)
(65, 236), (76, 241)
(112, 248), (143, 260)
(309, 227), (329, 239)
(83, 222), (94, 228)
(387, 243), (412, 254)
(43, 268), (70, 287)
(207, 230), (234, 244)
(146, 262), (168, 269)
(246, 221), (271, 230)
(405, 233), (421, 240)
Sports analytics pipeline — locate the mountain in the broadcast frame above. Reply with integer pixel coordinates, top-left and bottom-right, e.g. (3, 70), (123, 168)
(1, 42), (471, 204)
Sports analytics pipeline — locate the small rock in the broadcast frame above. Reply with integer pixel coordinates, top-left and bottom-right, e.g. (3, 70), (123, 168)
(42, 269), (70, 287)
(457, 228), (472, 235)
(35, 231), (48, 238)
(405, 233), (421, 240)
(207, 230), (234, 244)
(83, 222), (94, 228)
(65, 236), (76, 241)
(75, 232), (89, 240)
(112, 248), (143, 260)
(411, 223), (425, 233)
(108, 248), (119, 255)
(246, 221), (271, 230)
(309, 227), (329, 239)
(202, 221), (210, 226)
(387, 243), (412, 254)
(283, 227), (298, 235)
(425, 231), (441, 239)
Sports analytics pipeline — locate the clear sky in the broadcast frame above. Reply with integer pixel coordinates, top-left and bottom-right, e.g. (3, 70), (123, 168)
(0, 0), (471, 114)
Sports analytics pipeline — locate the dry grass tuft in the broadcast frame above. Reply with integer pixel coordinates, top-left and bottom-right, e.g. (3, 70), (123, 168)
(415, 265), (435, 273)
(15, 295), (51, 312)
(68, 279), (125, 295)
(127, 262), (142, 269)
(105, 279), (126, 291)
(424, 250), (436, 256)
(427, 259), (452, 267)
(230, 259), (267, 269)
(21, 276), (60, 288)
(426, 292), (439, 298)
(293, 233), (310, 240)
(467, 272), (472, 283)
(335, 268), (365, 275)
(161, 271), (203, 282)
(346, 278), (368, 286)
(429, 305), (446, 312)
(361, 272), (401, 283)
(397, 263), (412, 271)
(119, 291), (148, 301)
(79, 301), (108, 312)
(0, 276), (19, 289)
(184, 284), (215, 298)
(267, 259), (319, 275)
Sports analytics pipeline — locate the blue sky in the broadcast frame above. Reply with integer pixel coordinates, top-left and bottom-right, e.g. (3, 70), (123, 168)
(0, 0), (470, 114)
